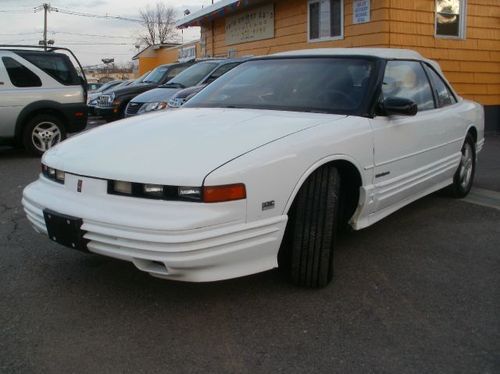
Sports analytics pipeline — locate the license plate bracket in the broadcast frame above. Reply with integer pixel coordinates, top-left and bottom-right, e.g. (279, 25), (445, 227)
(43, 209), (88, 251)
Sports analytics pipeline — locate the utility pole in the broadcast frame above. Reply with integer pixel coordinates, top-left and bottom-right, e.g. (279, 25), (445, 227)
(34, 3), (57, 50)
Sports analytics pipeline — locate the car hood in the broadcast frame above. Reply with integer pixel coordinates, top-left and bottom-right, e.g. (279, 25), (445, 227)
(131, 87), (181, 103)
(43, 108), (345, 186)
(109, 83), (157, 98)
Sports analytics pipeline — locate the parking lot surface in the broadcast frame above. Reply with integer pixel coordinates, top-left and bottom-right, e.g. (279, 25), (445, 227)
(0, 131), (499, 373)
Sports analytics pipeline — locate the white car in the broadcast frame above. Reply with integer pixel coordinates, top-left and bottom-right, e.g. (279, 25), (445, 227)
(22, 48), (484, 288)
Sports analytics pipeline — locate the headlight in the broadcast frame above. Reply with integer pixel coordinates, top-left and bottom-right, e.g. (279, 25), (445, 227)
(108, 180), (245, 203)
(139, 101), (168, 113)
(41, 163), (65, 184)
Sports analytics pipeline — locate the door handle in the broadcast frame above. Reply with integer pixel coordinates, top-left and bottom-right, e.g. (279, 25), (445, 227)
(0, 82), (4, 85)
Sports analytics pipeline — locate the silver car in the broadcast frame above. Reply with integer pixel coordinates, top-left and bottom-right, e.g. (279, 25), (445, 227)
(0, 45), (87, 156)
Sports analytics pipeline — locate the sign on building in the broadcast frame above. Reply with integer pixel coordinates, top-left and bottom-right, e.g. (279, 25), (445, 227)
(225, 4), (274, 46)
(179, 45), (196, 62)
(353, 0), (370, 24)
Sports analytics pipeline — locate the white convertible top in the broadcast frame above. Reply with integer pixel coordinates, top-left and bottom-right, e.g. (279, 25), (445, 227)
(272, 47), (443, 73)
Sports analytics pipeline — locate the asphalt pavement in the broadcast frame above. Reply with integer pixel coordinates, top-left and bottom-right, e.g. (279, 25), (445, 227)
(0, 132), (499, 374)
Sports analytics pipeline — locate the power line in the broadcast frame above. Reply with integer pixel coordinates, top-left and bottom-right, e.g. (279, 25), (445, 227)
(53, 7), (142, 23)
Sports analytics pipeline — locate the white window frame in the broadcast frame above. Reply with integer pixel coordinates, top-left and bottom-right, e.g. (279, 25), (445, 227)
(307, 0), (344, 43)
(435, 0), (467, 39)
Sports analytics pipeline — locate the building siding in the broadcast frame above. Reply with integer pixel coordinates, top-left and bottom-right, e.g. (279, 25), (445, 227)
(199, 0), (500, 107)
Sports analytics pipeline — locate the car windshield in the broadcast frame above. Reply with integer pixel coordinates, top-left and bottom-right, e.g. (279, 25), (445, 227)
(185, 58), (375, 114)
(165, 62), (220, 88)
(143, 66), (170, 84)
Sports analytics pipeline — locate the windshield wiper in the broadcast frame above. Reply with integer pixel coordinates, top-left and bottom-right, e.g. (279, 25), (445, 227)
(161, 82), (186, 89)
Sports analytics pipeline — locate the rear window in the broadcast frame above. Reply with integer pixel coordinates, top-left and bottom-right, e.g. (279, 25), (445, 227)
(17, 52), (80, 86)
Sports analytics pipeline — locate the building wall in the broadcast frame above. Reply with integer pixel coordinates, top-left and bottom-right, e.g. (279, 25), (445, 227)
(137, 42), (203, 76)
(199, 0), (500, 110)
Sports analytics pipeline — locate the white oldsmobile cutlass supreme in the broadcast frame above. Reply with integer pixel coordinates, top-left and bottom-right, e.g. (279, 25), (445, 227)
(23, 48), (485, 288)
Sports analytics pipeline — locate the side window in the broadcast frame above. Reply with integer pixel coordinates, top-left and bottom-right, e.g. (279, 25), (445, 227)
(308, 0), (343, 41)
(205, 63), (239, 83)
(382, 60), (435, 112)
(17, 53), (80, 86)
(2, 57), (42, 88)
(424, 65), (457, 107)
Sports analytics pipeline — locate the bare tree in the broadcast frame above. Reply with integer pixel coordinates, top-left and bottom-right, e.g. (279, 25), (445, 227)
(139, 2), (178, 46)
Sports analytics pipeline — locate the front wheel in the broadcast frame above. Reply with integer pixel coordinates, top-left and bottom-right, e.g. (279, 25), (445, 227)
(22, 114), (66, 157)
(448, 134), (476, 198)
(279, 165), (341, 288)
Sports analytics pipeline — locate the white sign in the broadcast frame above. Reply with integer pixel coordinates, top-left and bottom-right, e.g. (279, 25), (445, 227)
(353, 0), (370, 24)
(225, 4), (274, 46)
(178, 45), (196, 62)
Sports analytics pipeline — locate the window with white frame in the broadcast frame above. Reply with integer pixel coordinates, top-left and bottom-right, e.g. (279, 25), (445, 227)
(435, 0), (466, 38)
(308, 0), (343, 41)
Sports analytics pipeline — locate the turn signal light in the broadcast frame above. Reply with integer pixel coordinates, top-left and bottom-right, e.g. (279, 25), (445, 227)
(203, 184), (246, 203)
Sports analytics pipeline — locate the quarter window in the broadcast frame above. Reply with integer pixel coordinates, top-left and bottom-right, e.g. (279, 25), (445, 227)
(2, 57), (42, 88)
(382, 60), (435, 112)
(308, 0), (343, 41)
(17, 53), (80, 85)
(424, 65), (457, 107)
(436, 0), (466, 38)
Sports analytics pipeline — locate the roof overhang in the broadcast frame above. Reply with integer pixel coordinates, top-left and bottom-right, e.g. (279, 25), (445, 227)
(176, 0), (260, 28)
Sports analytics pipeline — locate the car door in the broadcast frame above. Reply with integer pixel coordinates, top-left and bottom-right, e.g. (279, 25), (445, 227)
(0, 55), (43, 138)
(369, 59), (460, 215)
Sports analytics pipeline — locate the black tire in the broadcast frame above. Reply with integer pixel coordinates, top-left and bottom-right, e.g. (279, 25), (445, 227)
(447, 134), (476, 198)
(22, 114), (66, 157)
(279, 165), (341, 288)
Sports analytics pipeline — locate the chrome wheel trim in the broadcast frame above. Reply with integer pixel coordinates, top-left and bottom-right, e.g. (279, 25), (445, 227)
(31, 121), (61, 152)
(459, 142), (474, 189)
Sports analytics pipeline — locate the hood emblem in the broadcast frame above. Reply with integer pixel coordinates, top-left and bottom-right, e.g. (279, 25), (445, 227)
(77, 180), (83, 193)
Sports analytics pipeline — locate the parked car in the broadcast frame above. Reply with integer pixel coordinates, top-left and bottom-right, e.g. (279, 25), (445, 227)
(87, 80), (123, 115)
(167, 85), (207, 109)
(125, 59), (245, 117)
(95, 62), (194, 122)
(87, 82), (102, 92)
(23, 48), (484, 287)
(0, 45), (87, 156)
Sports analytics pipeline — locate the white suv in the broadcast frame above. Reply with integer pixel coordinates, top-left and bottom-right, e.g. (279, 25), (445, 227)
(0, 46), (87, 156)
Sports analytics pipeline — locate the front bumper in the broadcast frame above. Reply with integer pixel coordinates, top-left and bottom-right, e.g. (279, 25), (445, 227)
(22, 175), (287, 282)
(95, 106), (121, 121)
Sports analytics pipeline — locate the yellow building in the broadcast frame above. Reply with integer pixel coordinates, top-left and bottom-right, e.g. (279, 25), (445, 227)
(133, 41), (202, 76)
(176, 0), (499, 131)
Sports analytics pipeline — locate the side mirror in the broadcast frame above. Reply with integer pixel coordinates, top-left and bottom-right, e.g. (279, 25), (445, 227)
(382, 97), (418, 116)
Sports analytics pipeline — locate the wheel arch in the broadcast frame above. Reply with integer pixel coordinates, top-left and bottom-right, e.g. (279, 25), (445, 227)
(283, 155), (365, 225)
(465, 124), (477, 143)
(15, 101), (69, 144)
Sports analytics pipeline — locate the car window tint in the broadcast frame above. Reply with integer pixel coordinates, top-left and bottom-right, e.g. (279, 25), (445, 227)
(382, 60), (435, 111)
(169, 62), (220, 87)
(424, 65), (457, 107)
(2, 57), (42, 87)
(207, 63), (239, 81)
(163, 65), (188, 83)
(18, 53), (80, 85)
(185, 58), (374, 115)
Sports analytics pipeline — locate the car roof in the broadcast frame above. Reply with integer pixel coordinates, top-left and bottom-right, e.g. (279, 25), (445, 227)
(267, 48), (441, 72)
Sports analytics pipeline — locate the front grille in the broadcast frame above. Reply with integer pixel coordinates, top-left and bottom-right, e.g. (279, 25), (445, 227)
(98, 95), (113, 107)
(126, 102), (143, 115)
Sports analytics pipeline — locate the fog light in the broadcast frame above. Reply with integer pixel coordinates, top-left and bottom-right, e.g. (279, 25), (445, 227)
(113, 181), (132, 194)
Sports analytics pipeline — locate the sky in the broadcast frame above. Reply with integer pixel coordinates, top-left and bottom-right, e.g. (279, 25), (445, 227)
(0, 0), (214, 66)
